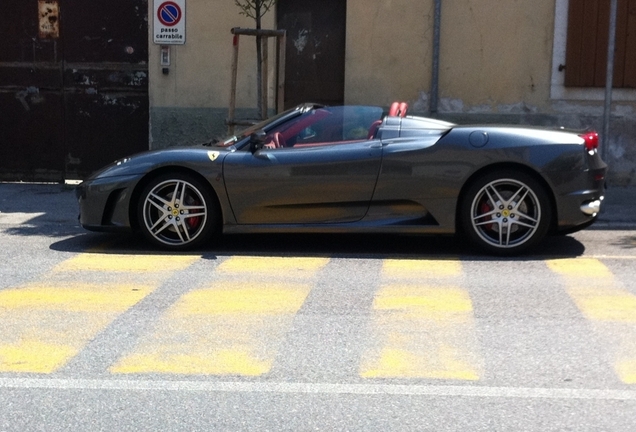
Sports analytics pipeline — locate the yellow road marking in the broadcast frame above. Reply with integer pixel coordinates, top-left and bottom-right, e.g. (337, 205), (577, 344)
(546, 258), (613, 279)
(0, 284), (153, 312)
(0, 340), (76, 374)
(360, 260), (482, 380)
(171, 284), (311, 315)
(112, 257), (327, 376)
(372, 286), (473, 317)
(382, 259), (461, 278)
(362, 345), (480, 381)
(565, 290), (636, 323)
(112, 350), (271, 376)
(617, 359), (636, 384)
(216, 256), (329, 275)
(0, 283), (156, 373)
(547, 258), (636, 384)
(0, 253), (198, 373)
(54, 253), (199, 273)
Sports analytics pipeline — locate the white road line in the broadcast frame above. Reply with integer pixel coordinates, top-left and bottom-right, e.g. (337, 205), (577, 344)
(0, 378), (635, 400)
(588, 255), (636, 260)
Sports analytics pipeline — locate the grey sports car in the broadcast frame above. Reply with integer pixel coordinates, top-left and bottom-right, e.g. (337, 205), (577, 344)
(76, 102), (607, 255)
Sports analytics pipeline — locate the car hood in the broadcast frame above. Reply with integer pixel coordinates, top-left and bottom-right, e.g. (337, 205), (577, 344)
(85, 146), (234, 180)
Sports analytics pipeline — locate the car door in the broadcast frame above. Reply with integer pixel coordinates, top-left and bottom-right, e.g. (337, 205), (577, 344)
(223, 141), (383, 225)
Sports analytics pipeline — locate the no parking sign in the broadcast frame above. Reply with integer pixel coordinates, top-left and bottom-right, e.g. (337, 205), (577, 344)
(153, 0), (186, 44)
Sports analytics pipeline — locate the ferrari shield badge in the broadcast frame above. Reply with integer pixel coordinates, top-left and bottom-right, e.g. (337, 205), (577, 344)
(207, 151), (220, 162)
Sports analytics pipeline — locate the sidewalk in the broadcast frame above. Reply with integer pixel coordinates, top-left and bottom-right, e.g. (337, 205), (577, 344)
(595, 185), (636, 228)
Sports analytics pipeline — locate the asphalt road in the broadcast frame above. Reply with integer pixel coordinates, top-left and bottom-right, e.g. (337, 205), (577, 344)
(1, 183), (635, 431)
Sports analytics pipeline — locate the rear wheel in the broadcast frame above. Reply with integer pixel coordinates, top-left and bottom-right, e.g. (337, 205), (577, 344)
(137, 173), (219, 250)
(461, 170), (551, 255)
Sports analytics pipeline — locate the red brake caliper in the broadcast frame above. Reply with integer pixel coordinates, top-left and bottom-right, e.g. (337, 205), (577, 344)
(186, 198), (201, 230)
(481, 201), (494, 231)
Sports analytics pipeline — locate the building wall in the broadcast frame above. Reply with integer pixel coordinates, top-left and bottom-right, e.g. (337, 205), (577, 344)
(149, 0), (636, 186)
(344, 0), (431, 106)
(345, 0), (554, 110)
(439, 0), (554, 109)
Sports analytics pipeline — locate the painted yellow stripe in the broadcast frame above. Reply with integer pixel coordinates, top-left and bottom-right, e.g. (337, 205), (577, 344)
(112, 257), (327, 376)
(360, 260), (482, 380)
(546, 259), (636, 322)
(111, 350), (272, 376)
(372, 286), (473, 316)
(362, 347), (480, 381)
(546, 258), (613, 279)
(0, 284), (153, 312)
(617, 359), (636, 384)
(382, 259), (461, 278)
(564, 289), (636, 323)
(0, 252), (198, 374)
(54, 253), (199, 273)
(0, 340), (77, 374)
(216, 256), (329, 275)
(547, 258), (636, 384)
(0, 283), (156, 373)
(170, 284), (311, 315)
(111, 283), (312, 376)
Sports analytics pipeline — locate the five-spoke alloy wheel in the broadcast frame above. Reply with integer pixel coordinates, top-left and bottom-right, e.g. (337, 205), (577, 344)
(137, 173), (219, 250)
(461, 170), (551, 255)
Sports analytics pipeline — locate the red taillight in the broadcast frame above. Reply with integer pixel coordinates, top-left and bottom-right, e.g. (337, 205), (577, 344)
(580, 132), (599, 151)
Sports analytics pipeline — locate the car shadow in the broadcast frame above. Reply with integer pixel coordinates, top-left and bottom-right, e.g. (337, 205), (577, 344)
(49, 231), (587, 261)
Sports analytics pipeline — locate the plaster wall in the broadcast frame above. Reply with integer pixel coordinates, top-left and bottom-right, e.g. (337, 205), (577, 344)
(344, 0), (432, 105)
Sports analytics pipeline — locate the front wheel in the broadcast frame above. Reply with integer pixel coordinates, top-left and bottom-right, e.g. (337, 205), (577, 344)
(460, 170), (552, 255)
(137, 173), (219, 250)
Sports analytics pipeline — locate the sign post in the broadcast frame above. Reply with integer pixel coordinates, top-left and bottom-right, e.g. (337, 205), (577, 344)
(153, 0), (186, 45)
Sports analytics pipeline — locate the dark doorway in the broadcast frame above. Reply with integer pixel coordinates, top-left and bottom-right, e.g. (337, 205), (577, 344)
(0, 0), (149, 182)
(277, 0), (346, 109)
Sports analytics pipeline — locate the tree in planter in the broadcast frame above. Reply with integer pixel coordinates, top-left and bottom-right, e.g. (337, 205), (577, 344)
(234, 0), (276, 120)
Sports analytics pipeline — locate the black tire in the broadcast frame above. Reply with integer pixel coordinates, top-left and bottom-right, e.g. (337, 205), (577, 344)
(136, 172), (220, 250)
(460, 170), (552, 255)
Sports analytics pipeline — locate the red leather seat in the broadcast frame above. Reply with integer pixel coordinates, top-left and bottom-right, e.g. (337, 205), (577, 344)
(388, 102), (400, 116)
(367, 120), (382, 139)
(388, 101), (408, 117)
(398, 102), (408, 117)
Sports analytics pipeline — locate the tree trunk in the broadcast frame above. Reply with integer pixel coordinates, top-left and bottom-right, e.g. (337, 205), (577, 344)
(255, 4), (263, 119)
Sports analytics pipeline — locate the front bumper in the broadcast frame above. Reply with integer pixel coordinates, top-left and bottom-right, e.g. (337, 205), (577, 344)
(76, 174), (141, 231)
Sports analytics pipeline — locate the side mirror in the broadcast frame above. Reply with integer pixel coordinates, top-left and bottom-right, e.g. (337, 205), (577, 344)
(249, 130), (267, 152)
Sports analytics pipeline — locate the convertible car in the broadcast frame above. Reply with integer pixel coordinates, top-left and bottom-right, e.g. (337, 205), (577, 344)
(76, 102), (607, 255)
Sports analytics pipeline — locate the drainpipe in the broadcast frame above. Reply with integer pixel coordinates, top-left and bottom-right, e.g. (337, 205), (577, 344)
(602, 0), (618, 160)
(430, 0), (441, 116)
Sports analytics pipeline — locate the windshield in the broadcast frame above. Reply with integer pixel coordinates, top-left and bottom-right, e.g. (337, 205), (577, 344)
(213, 105), (384, 149)
(214, 106), (310, 147)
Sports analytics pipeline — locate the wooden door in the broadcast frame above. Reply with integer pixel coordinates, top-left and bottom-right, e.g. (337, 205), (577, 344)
(277, 0), (347, 108)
